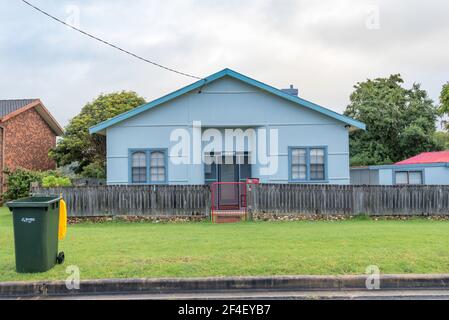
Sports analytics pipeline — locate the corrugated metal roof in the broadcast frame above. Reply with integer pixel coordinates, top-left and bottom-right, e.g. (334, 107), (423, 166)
(90, 68), (366, 135)
(0, 99), (37, 118)
(396, 151), (449, 165)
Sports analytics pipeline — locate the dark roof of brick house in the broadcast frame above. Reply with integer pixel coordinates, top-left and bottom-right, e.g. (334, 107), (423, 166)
(0, 99), (63, 135)
(0, 99), (37, 118)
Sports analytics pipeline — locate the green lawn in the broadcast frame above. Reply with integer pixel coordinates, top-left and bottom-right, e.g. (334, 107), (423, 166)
(2, 207), (449, 282)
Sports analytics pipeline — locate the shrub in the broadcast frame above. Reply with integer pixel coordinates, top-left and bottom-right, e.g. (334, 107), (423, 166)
(3, 168), (44, 201)
(42, 175), (72, 188)
(80, 161), (106, 179)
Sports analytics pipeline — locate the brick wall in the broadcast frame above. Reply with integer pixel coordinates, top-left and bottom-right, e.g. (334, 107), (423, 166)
(0, 126), (3, 190)
(3, 107), (57, 172)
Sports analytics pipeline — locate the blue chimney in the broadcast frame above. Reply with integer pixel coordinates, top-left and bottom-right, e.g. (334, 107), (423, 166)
(282, 85), (298, 96)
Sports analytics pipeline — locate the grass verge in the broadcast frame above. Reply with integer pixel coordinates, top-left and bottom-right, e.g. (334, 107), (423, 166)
(1, 207), (449, 281)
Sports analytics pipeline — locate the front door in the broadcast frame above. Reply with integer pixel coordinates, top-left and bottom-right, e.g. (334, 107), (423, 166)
(205, 152), (252, 184)
(217, 156), (240, 208)
(218, 157), (239, 182)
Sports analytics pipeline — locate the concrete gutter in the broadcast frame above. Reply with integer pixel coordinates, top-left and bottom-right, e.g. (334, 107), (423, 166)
(2, 274), (449, 298)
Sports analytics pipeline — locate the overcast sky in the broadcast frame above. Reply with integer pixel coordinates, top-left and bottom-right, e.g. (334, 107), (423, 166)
(1, 0), (448, 127)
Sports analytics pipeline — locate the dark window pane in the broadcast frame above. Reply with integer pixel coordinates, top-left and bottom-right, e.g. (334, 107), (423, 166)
(310, 148), (326, 181)
(310, 164), (325, 180)
(205, 164), (217, 181)
(132, 152), (147, 183)
(240, 164), (252, 180)
(132, 167), (147, 183)
(238, 152), (252, 181)
(204, 153), (217, 181)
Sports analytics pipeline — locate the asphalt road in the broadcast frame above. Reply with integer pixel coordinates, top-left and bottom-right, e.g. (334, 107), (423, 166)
(16, 289), (449, 300)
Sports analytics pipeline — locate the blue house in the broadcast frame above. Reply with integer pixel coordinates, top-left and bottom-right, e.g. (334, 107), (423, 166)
(90, 69), (365, 185)
(351, 151), (449, 185)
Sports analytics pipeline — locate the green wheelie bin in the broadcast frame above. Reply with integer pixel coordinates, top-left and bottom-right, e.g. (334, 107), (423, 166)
(6, 196), (65, 273)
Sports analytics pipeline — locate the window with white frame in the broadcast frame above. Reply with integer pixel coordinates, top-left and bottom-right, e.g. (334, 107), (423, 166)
(291, 149), (307, 180)
(150, 151), (166, 182)
(395, 171), (423, 185)
(290, 147), (327, 182)
(131, 152), (147, 183)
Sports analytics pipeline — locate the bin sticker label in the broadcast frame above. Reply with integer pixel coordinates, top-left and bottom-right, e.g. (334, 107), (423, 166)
(21, 218), (36, 224)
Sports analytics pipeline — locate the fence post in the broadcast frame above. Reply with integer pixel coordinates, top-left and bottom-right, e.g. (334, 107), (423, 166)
(246, 183), (255, 221)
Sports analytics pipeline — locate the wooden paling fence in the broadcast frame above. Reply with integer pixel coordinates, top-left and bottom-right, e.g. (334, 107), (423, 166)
(31, 185), (211, 217)
(252, 184), (449, 216)
(32, 184), (449, 217)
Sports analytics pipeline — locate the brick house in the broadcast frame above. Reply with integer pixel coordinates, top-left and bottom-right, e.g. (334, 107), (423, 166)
(0, 99), (64, 193)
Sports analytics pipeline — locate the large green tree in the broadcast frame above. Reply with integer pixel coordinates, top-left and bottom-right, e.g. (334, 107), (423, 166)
(50, 91), (146, 176)
(344, 74), (440, 166)
(438, 82), (449, 129)
(434, 131), (449, 150)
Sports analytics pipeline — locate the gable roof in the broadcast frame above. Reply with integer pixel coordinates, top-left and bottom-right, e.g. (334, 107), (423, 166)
(90, 68), (366, 135)
(396, 151), (449, 165)
(0, 99), (64, 136)
(0, 99), (36, 118)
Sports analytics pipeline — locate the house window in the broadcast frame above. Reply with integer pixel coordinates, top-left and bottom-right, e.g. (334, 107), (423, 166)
(395, 171), (423, 185)
(291, 149), (307, 180)
(409, 171), (423, 184)
(150, 151), (166, 183)
(237, 152), (252, 182)
(204, 152), (218, 184)
(131, 152), (147, 183)
(289, 147), (327, 182)
(204, 152), (252, 184)
(310, 148), (325, 181)
(130, 149), (167, 184)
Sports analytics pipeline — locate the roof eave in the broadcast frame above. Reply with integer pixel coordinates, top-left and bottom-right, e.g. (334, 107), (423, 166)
(89, 68), (366, 133)
(34, 100), (64, 136)
(369, 162), (449, 170)
(222, 69), (367, 130)
(0, 99), (64, 136)
(90, 128), (107, 135)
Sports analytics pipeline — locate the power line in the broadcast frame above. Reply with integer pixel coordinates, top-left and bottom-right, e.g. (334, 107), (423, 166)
(20, 0), (204, 80)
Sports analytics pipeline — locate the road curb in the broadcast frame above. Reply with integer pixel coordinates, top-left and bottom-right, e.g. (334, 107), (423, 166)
(2, 274), (449, 298)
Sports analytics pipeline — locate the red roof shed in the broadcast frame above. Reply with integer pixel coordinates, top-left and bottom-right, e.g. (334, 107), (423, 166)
(396, 151), (449, 165)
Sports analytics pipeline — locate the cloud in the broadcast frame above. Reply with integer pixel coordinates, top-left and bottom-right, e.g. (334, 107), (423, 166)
(0, 0), (448, 126)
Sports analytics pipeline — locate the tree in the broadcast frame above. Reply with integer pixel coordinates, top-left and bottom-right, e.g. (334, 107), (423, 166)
(434, 131), (449, 150)
(50, 91), (146, 176)
(344, 74), (440, 166)
(438, 82), (449, 129)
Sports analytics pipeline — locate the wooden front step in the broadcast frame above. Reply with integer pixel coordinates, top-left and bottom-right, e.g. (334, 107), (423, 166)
(213, 210), (247, 224)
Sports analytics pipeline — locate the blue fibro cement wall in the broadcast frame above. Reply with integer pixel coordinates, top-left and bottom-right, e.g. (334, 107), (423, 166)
(106, 77), (351, 185)
(352, 163), (449, 185)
